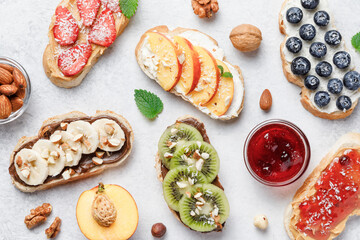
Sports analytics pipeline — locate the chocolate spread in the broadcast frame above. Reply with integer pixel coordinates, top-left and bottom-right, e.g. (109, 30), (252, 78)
(9, 115), (132, 187)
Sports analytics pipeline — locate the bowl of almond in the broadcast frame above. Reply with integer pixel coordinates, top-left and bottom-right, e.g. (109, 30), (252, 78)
(0, 57), (31, 124)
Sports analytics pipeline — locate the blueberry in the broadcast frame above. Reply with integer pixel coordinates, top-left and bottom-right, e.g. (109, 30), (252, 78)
(325, 30), (342, 46)
(327, 78), (343, 94)
(314, 91), (331, 108)
(291, 57), (311, 75)
(343, 71), (360, 90)
(304, 75), (320, 90)
(315, 61), (332, 77)
(309, 42), (327, 58)
(286, 7), (303, 24)
(336, 96), (352, 111)
(299, 24), (316, 41)
(314, 11), (330, 27)
(301, 0), (319, 9)
(286, 37), (303, 53)
(333, 51), (351, 69)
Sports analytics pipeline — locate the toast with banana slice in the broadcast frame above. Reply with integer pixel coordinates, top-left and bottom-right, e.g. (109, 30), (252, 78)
(9, 110), (133, 193)
(155, 115), (230, 232)
(43, 0), (129, 88)
(135, 26), (245, 121)
(285, 133), (360, 239)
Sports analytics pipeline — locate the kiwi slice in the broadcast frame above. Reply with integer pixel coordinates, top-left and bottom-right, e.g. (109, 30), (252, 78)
(179, 184), (230, 232)
(163, 166), (207, 212)
(170, 141), (220, 183)
(158, 123), (203, 169)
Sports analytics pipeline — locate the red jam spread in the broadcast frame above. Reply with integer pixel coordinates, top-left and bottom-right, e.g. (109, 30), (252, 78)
(247, 123), (307, 183)
(296, 149), (360, 240)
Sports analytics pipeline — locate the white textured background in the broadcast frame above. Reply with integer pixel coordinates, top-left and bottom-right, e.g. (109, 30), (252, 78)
(1, 0), (360, 239)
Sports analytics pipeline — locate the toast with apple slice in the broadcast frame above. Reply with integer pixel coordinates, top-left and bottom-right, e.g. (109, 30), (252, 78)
(284, 132), (360, 239)
(8, 110), (134, 192)
(135, 26), (245, 121)
(43, 0), (130, 88)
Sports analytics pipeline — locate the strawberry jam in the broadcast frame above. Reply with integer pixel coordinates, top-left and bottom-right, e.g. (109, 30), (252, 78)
(244, 120), (310, 186)
(296, 149), (360, 240)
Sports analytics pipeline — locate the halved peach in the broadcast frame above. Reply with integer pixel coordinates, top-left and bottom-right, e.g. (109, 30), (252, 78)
(204, 60), (235, 116)
(189, 46), (220, 106)
(76, 184), (138, 240)
(147, 32), (182, 91)
(173, 36), (201, 95)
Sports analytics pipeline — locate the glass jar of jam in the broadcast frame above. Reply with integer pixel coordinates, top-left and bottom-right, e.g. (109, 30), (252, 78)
(244, 119), (310, 186)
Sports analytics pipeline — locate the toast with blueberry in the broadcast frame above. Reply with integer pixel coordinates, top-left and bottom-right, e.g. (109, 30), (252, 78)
(279, 0), (360, 119)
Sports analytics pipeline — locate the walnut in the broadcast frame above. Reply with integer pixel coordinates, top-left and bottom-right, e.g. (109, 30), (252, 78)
(191, 0), (219, 18)
(45, 217), (61, 239)
(230, 24), (262, 52)
(92, 183), (117, 227)
(24, 203), (52, 229)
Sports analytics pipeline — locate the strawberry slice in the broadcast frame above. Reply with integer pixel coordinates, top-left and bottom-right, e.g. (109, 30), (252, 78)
(101, 0), (121, 13)
(77, 0), (101, 27)
(88, 9), (116, 47)
(53, 6), (79, 46)
(58, 43), (92, 76)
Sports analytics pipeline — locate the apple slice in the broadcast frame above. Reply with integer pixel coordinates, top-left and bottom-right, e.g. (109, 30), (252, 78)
(204, 60), (235, 116)
(76, 184), (138, 240)
(173, 36), (201, 95)
(189, 46), (220, 106)
(146, 32), (182, 91)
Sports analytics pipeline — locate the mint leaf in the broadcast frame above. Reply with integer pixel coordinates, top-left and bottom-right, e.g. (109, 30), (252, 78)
(119, 0), (138, 19)
(217, 65), (224, 75)
(222, 72), (233, 78)
(134, 89), (163, 119)
(352, 32), (360, 52)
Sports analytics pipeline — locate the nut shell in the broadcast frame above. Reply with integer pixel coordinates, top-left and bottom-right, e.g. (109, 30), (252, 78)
(230, 24), (262, 52)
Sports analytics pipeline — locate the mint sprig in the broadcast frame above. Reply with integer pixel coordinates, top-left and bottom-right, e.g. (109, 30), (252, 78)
(217, 65), (233, 78)
(119, 0), (138, 19)
(134, 89), (163, 119)
(352, 32), (360, 52)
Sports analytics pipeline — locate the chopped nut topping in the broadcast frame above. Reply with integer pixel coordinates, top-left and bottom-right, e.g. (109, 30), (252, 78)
(83, 139), (92, 150)
(196, 158), (204, 171)
(167, 141), (177, 149)
(170, 128), (178, 135)
(188, 177), (195, 186)
(62, 170), (71, 180)
(21, 168), (30, 179)
(185, 191), (191, 198)
(48, 156), (56, 164)
(65, 152), (73, 163)
(96, 151), (105, 158)
(50, 134), (62, 144)
(69, 168), (75, 176)
(104, 123), (115, 135)
(196, 141), (202, 148)
(50, 151), (60, 158)
(190, 210), (196, 216)
(24, 203), (52, 229)
(194, 192), (202, 199)
(73, 133), (83, 142)
(108, 138), (121, 147)
(16, 156), (23, 167)
(45, 217), (61, 239)
(176, 181), (188, 189)
(193, 150), (201, 160)
(164, 152), (173, 158)
(92, 157), (103, 166)
(201, 152), (209, 159)
(60, 143), (70, 151)
(60, 122), (68, 130)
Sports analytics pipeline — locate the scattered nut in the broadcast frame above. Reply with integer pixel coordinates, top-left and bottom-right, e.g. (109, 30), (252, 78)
(24, 203), (52, 229)
(230, 24), (262, 52)
(260, 89), (272, 111)
(151, 223), (166, 238)
(45, 217), (61, 239)
(191, 0), (219, 18)
(253, 214), (268, 230)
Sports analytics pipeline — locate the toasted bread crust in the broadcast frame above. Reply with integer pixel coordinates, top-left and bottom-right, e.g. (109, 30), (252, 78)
(9, 110), (134, 193)
(284, 133), (360, 240)
(43, 0), (129, 88)
(135, 26), (245, 121)
(279, 0), (358, 120)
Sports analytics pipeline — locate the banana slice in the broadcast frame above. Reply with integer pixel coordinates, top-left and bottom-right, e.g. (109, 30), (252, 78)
(67, 120), (99, 154)
(14, 149), (48, 186)
(92, 119), (125, 152)
(33, 139), (66, 177)
(51, 130), (83, 167)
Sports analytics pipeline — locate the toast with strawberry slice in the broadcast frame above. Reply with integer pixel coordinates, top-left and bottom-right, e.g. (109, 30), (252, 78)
(43, 0), (131, 88)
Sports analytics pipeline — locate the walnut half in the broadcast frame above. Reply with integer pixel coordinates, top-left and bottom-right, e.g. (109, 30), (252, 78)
(24, 203), (52, 229)
(45, 217), (61, 239)
(191, 0), (219, 18)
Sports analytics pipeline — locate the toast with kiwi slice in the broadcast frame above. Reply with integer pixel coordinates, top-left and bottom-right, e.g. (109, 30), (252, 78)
(155, 115), (230, 232)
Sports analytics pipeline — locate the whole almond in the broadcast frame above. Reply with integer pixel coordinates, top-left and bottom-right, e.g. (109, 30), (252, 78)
(260, 89), (272, 111)
(10, 96), (23, 112)
(0, 95), (12, 119)
(16, 87), (26, 99)
(13, 68), (27, 89)
(0, 84), (18, 96)
(0, 67), (13, 85)
(230, 24), (262, 52)
(0, 63), (14, 73)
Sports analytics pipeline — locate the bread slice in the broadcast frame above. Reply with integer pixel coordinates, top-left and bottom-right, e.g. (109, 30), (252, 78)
(135, 26), (245, 121)
(279, 0), (359, 120)
(155, 115), (225, 232)
(284, 132), (360, 240)
(43, 0), (129, 88)
(9, 110), (134, 193)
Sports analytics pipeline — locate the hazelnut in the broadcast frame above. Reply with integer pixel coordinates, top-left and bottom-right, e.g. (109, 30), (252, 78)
(230, 24), (262, 52)
(151, 223), (166, 238)
(253, 214), (268, 230)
